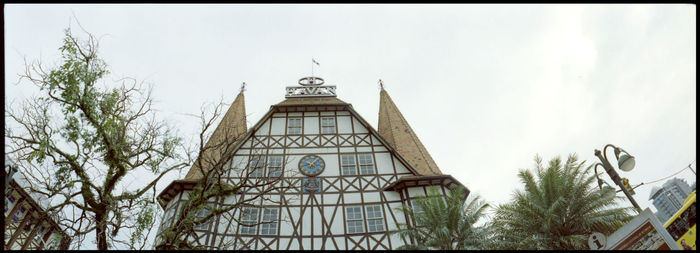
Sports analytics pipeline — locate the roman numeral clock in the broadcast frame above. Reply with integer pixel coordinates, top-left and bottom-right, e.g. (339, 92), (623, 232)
(299, 155), (324, 193)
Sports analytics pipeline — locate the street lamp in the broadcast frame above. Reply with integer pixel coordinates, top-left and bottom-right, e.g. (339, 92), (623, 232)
(593, 144), (642, 213)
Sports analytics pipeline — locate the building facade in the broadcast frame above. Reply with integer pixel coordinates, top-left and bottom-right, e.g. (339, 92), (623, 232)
(649, 178), (693, 222)
(4, 158), (70, 250)
(155, 77), (467, 250)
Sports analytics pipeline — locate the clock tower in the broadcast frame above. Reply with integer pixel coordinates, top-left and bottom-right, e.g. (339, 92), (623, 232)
(155, 76), (468, 249)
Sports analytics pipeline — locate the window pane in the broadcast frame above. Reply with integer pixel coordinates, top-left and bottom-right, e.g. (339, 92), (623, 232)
(347, 220), (364, 234)
(260, 208), (278, 235)
(268, 156), (283, 177)
(240, 208), (259, 235)
(367, 219), (385, 232)
(365, 205), (383, 219)
(288, 118), (302, 134)
(240, 222), (257, 235)
(358, 154), (375, 175)
(341, 154), (357, 175)
(194, 208), (211, 230)
(242, 208), (259, 221)
(346, 206), (363, 220)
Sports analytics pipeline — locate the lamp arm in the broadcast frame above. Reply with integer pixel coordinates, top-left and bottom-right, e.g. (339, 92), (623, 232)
(593, 163), (606, 190)
(602, 144), (617, 163)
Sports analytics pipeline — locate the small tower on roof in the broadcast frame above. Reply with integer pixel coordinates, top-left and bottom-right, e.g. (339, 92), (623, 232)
(185, 83), (248, 180)
(377, 81), (442, 176)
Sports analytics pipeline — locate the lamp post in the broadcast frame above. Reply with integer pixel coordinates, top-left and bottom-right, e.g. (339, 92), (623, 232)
(593, 144), (643, 213)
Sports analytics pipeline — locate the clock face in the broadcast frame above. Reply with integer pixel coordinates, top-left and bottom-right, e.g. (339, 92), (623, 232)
(298, 155), (325, 176)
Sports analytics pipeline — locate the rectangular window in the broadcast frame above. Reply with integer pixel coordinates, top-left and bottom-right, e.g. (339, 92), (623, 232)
(33, 225), (46, 243)
(287, 118), (302, 135)
(13, 206), (27, 223)
(249, 156), (265, 177)
(358, 154), (376, 175)
(260, 208), (279, 235)
(194, 207), (212, 231)
(321, 117), (336, 134)
(365, 205), (385, 232)
(410, 199), (426, 225)
(240, 207), (259, 235)
(4, 194), (15, 214)
(341, 154), (357, 175)
(159, 207), (176, 232)
(345, 206), (364, 234)
(267, 156), (283, 177)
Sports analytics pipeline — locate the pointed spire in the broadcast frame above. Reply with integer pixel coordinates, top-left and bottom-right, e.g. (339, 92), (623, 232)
(378, 86), (442, 176)
(185, 87), (248, 180)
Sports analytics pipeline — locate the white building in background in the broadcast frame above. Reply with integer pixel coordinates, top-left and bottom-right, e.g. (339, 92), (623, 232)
(649, 177), (693, 222)
(154, 77), (468, 250)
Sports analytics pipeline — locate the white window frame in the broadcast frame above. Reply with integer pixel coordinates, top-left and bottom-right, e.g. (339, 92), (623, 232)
(365, 205), (385, 232)
(358, 154), (376, 175)
(5, 193), (16, 215)
(260, 208), (279, 235)
(239, 207), (259, 235)
(410, 199), (426, 226)
(287, 118), (302, 135)
(159, 206), (177, 232)
(12, 205), (28, 223)
(194, 206), (212, 231)
(321, 117), (336, 134)
(345, 206), (364, 234)
(267, 156), (283, 178)
(341, 154), (357, 175)
(249, 156), (265, 177)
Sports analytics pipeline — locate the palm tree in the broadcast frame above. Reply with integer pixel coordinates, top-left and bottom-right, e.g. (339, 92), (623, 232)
(490, 154), (634, 250)
(394, 186), (491, 250)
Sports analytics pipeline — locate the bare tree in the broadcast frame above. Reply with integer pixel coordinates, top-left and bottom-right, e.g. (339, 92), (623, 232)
(5, 27), (189, 250)
(154, 99), (297, 250)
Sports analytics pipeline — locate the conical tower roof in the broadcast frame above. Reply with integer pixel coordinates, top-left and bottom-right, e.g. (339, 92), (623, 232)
(378, 88), (442, 176)
(185, 91), (247, 180)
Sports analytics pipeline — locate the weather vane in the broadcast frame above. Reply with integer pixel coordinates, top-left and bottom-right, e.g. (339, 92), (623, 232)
(379, 79), (384, 90)
(312, 58), (320, 81)
(240, 82), (246, 93)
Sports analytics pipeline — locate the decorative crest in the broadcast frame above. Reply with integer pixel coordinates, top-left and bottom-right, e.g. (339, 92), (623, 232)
(298, 77), (325, 86)
(285, 76), (336, 98)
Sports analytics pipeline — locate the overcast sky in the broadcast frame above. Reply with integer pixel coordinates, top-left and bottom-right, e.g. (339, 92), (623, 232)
(5, 4), (696, 249)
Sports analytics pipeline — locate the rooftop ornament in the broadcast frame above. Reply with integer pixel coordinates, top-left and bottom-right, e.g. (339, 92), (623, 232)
(285, 76), (337, 98)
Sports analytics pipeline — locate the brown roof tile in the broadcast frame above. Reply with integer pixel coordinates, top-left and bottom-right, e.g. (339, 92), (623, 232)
(184, 92), (247, 180)
(378, 89), (442, 176)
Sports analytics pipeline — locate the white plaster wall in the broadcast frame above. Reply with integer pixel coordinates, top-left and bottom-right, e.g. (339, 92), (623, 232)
(255, 119), (271, 136)
(324, 194), (339, 205)
(301, 238), (311, 250)
(270, 118), (286, 135)
(392, 157), (411, 174)
(337, 116), (352, 134)
(344, 193), (362, 203)
(313, 238), (323, 250)
(363, 192), (381, 203)
(352, 117), (368, 134)
(313, 208), (323, 236)
(304, 117), (319, 135)
(356, 147), (372, 152)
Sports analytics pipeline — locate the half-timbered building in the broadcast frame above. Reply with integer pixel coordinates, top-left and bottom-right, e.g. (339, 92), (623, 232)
(155, 77), (468, 250)
(4, 157), (71, 250)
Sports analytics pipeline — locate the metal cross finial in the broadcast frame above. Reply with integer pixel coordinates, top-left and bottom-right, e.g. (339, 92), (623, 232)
(379, 79), (384, 90)
(240, 82), (246, 93)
